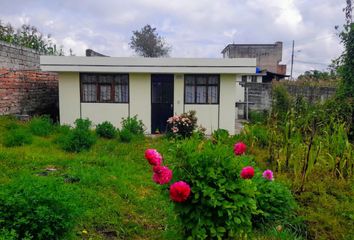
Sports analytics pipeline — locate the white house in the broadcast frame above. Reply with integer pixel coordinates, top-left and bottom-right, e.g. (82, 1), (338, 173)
(40, 56), (256, 135)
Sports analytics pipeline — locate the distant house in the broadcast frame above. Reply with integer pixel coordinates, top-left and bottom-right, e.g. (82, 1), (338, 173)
(40, 56), (256, 134)
(221, 41), (288, 82)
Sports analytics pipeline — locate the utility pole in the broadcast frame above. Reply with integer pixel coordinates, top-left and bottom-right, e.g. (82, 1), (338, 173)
(290, 40), (294, 80)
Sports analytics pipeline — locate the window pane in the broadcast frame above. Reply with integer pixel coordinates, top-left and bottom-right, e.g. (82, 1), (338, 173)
(100, 85), (111, 101)
(196, 76), (207, 85)
(185, 75), (195, 85)
(208, 86), (218, 103)
(208, 75), (218, 85)
(251, 76), (257, 82)
(99, 75), (113, 84)
(115, 84), (128, 102)
(82, 83), (97, 102)
(242, 76), (247, 82)
(185, 85), (195, 103)
(196, 86), (207, 103)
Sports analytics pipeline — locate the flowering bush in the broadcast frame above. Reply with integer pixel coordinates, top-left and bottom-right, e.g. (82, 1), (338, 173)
(234, 141), (247, 155)
(146, 138), (298, 239)
(166, 110), (198, 138)
(152, 166), (173, 185)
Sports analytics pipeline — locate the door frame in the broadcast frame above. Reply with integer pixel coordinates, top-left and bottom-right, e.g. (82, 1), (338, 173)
(150, 74), (174, 134)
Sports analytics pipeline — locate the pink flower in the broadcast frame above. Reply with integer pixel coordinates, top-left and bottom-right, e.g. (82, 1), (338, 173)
(144, 149), (162, 166)
(169, 181), (191, 202)
(234, 142), (247, 155)
(262, 169), (274, 181)
(152, 166), (173, 185)
(240, 166), (254, 179)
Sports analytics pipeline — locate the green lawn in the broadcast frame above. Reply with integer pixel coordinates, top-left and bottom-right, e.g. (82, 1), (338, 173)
(0, 117), (182, 239)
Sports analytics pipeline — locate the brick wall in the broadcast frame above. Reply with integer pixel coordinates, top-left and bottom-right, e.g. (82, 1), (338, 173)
(0, 40), (58, 118)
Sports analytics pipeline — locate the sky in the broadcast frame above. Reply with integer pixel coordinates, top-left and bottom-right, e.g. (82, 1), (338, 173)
(0, 0), (347, 77)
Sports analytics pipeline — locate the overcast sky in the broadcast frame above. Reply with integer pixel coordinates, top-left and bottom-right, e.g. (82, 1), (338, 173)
(0, 0), (346, 76)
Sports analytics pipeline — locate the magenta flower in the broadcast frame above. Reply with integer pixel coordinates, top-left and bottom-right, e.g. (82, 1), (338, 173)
(234, 142), (247, 155)
(152, 166), (173, 185)
(169, 181), (191, 202)
(144, 149), (162, 166)
(262, 169), (274, 181)
(240, 166), (254, 179)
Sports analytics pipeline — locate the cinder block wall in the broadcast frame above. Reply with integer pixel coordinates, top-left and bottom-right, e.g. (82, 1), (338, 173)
(0, 41), (58, 118)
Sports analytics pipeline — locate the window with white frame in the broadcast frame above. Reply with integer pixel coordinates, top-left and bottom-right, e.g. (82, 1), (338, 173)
(81, 73), (129, 103)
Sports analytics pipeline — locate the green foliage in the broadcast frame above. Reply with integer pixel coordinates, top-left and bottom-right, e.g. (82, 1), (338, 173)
(129, 24), (170, 57)
(118, 128), (134, 143)
(96, 121), (117, 139)
(121, 115), (145, 136)
(297, 70), (338, 82)
(249, 110), (269, 124)
(211, 128), (230, 144)
(166, 111), (198, 138)
(272, 85), (292, 122)
(0, 20), (64, 55)
(169, 139), (297, 239)
(243, 124), (269, 148)
(59, 118), (96, 152)
(0, 176), (80, 240)
(28, 115), (53, 136)
(3, 128), (32, 147)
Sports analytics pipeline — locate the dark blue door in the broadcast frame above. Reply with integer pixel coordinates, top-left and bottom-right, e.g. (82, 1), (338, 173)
(151, 74), (174, 133)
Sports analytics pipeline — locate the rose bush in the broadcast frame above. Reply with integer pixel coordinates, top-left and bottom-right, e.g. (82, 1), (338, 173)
(166, 110), (198, 138)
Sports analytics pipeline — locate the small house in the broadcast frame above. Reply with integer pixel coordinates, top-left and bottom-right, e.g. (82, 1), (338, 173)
(40, 56), (256, 134)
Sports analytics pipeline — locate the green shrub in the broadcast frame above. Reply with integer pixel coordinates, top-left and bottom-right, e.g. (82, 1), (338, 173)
(171, 140), (258, 239)
(59, 118), (96, 152)
(211, 129), (229, 144)
(96, 121), (117, 139)
(244, 124), (269, 148)
(0, 177), (80, 240)
(249, 110), (268, 124)
(121, 115), (145, 136)
(3, 128), (32, 147)
(29, 115), (53, 136)
(119, 128), (133, 142)
(166, 111), (198, 138)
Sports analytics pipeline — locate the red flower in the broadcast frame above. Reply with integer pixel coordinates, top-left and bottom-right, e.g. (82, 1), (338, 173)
(144, 149), (162, 166)
(234, 142), (247, 155)
(169, 181), (191, 202)
(152, 166), (173, 185)
(240, 166), (254, 179)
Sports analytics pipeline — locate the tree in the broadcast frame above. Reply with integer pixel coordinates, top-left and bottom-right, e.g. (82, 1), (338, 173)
(0, 20), (64, 55)
(129, 24), (170, 57)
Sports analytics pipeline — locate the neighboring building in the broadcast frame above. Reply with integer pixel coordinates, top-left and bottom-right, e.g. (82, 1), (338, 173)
(221, 41), (288, 82)
(40, 56), (256, 134)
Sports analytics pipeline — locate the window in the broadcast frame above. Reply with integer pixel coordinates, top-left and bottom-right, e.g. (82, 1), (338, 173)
(81, 73), (129, 103)
(184, 74), (219, 104)
(241, 75), (247, 82)
(251, 76), (257, 83)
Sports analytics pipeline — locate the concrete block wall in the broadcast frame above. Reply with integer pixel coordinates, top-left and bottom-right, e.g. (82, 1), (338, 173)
(0, 40), (58, 117)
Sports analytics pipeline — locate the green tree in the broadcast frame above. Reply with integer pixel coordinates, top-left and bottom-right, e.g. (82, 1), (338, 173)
(129, 24), (170, 57)
(0, 20), (64, 55)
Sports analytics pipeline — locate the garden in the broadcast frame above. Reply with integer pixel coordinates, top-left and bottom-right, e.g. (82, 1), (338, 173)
(0, 89), (353, 240)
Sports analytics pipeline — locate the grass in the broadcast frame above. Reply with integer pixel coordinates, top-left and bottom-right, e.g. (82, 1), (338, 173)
(0, 117), (181, 239)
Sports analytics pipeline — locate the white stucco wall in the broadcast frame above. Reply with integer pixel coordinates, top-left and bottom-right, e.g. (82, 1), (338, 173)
(184, 105), (219, 135)
(219, 74), (236, 134)
(81, 103), (128, 128)
(129, 73), (151, 134)
(58, 72), (80, 125)
(173, 74), (184, 115)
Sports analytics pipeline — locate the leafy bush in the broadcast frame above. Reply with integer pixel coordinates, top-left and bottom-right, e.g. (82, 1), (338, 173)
(272, 84), (292, 122)
(96, 121), (117, 139)
(211, 129), (229, 144)
(0, 177), (80, 240)
(59, 118), (96, 152)
(157, 138), (298, 239)
(243, 124), (269, 148)
(29, 115), (53, 136)
(3, 128), (32, 147)
(121, 115), (145, 136)
(249, 110), (268, 124)
(119, 128), (133, 143)
(166, 110), (198, 138)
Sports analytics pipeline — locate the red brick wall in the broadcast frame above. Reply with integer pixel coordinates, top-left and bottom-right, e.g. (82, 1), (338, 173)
(0, 68), (58, 117)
